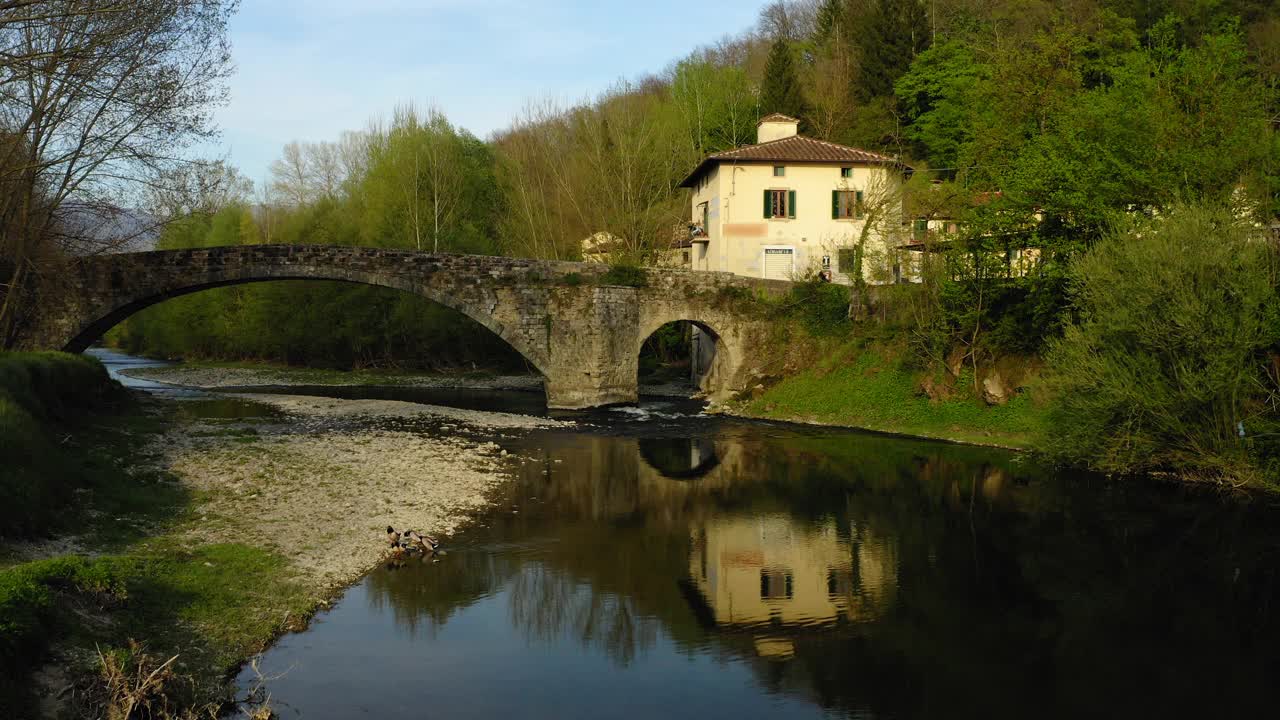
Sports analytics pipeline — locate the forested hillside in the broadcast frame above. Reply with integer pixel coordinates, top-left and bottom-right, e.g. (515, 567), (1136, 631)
(107, 0), (1280, 485)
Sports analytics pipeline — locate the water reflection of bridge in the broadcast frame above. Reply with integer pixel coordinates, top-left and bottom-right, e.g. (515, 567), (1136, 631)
(637, 437), (721, 479)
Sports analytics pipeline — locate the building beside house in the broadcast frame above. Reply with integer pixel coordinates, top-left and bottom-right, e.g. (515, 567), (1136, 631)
(679, 114), (911, 283)
(581, 229), (692, 268)
(900, 182), (1045, 277)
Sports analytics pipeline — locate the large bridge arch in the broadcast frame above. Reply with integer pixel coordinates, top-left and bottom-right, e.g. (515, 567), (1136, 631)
(59, 264), (551, 377)
(21, 245), (786, 409)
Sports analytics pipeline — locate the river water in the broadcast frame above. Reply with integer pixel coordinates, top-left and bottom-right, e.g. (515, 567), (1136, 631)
(90, 350), (1280, 719)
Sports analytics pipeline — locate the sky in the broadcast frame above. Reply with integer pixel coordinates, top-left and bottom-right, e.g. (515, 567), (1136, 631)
(216, 0), (767, 185)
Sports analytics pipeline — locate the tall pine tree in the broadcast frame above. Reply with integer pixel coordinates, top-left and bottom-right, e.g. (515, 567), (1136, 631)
(815, 0), (845, 43)
(857, 0), (930, 102)
(760, 38), (808, 122)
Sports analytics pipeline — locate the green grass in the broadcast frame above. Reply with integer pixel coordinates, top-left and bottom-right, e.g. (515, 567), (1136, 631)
(0, 556), (129, 709)
(742, 344), (1047, 449)
(0, 544), (315, 715)
(0, 351), (135, 537)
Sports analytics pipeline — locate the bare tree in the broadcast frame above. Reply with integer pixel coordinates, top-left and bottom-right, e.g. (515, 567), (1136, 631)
(269, 141), (313, 207)
(758, 0), (820, 41)
(0, 0), (238, 345)
(145, 158), (253, 219)
(306, 141), (343, 201)
(494, 100), (579, 260)
(336, 130), (368, 195)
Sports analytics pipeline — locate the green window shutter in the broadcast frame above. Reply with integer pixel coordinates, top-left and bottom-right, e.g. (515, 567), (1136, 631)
(855, 190), (864, 218)
(788, 190), (796, 219)
(832, 190), (839, 219)
(764, 190), (772, 219)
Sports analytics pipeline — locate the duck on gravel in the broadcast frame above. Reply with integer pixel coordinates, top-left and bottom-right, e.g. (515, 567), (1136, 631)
(405, 530), (440, 554)
(386, 526), (402, 548)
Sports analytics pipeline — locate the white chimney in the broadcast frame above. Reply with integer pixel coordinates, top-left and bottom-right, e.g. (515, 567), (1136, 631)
(757, 114), (799, 144)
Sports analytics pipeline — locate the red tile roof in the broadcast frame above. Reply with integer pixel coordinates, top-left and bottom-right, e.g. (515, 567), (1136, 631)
(757, 113), (801, 124)
(679, 135), (906, 187)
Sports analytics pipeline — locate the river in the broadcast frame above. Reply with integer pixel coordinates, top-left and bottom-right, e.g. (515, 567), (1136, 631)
(90, 349), (1280, 719)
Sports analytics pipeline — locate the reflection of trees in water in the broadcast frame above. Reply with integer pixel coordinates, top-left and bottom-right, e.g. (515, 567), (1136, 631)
(365, 549), (520, 640)
(507, 562), (660, 666)
(368, 426), (1280, 717)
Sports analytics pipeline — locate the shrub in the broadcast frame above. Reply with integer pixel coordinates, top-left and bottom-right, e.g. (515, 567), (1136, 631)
(786, 280), (851, 336)
(599, 264), (648, 287)
(1044, 205), (1280, 485)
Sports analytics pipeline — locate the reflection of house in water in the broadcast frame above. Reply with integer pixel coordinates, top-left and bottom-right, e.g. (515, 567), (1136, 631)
(685, 514), (898, 659)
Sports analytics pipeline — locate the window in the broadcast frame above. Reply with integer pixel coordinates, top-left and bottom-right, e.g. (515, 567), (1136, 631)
(831, 190), (863, 219)
(840, 167), (852, 178)
(827, 569), (854, 597)
(773, 165), (785, 177)
(760, 569), (794, 600)
(913, 218), (929, 241)
(763, 189), (796, 219)
(838, 247), (859, 275)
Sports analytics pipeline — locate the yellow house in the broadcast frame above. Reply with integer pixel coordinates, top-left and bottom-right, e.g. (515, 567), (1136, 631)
(679, 114), (911, 283)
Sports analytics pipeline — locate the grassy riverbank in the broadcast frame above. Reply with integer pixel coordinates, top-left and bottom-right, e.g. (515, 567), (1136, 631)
(0, 352), (319, 716)
(0, 352), (132, 535)
(732, 342), (1047, 450)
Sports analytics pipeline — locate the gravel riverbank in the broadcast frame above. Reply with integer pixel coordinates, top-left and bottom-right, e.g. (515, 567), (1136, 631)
(120, 364), (544, 391)
(152, 393), (570, 590)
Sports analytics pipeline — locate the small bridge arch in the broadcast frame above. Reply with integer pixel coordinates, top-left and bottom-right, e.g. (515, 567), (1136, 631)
(22, 245), (786, 409)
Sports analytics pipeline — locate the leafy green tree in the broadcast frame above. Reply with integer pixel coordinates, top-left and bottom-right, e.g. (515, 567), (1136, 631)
(1007, 26), (1276, 235)
(359, 105), (499, 254)
(895, 40), (986, 169)
(760, 38), (808, 120)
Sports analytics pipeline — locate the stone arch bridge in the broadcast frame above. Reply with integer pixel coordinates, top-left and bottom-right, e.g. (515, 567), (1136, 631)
(21, 245), (789, 409)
